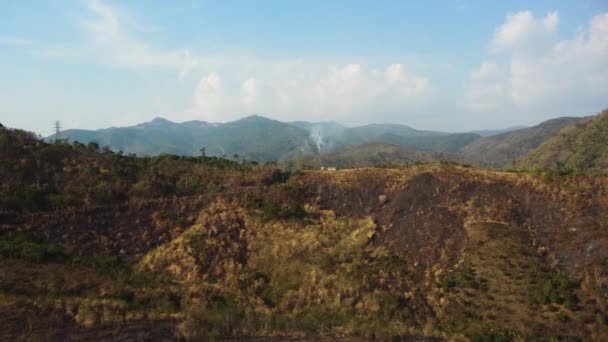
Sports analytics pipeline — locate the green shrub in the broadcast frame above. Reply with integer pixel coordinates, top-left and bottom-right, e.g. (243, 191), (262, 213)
(443, 266), (483, 291)
(260, 202), (306, 223)
(72, 255), (127, 276)
(0, 233), (67, 262)
(183, 294), (244, 340)
(470, 329), (518, 342)
(5, 186), (57, 211)
(555, 312), (569, 322)
(530, 272), (577, 308)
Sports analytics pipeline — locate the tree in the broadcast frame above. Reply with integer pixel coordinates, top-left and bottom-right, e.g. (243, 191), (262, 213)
(200, 147), (206, 158)
(87, 141), (100, 151)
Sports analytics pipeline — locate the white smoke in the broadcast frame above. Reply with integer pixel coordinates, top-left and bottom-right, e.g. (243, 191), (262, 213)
(305, 122), (347, 155)
(310, 128), (323, 154)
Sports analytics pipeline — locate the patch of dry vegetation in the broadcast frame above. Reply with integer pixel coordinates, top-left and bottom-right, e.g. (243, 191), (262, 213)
(137, 200), (432, 339)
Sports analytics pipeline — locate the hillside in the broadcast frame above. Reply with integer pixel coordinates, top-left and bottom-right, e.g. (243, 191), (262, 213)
(51, 118), (217, 156)
(2, 125), (608, 340)
(198, 115), (317, 161)
(459, 117), (584, 168)
(517, 109), (608, 172)
(0, 125), (254, 213)
(319, 123), (480, 153)
(286, 142), (443, 169)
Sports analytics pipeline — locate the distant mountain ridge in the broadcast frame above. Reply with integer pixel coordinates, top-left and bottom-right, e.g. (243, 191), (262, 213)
(49, 115), (481, 161)
(48, 113), (590, 165)
(50, 115), (316, 161)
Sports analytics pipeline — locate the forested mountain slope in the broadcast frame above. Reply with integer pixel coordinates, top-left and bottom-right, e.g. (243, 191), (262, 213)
(459, 117), (584, 168)
(517, 109), (608, 172)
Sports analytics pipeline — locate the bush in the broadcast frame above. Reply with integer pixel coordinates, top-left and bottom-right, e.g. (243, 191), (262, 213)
(6, 186), (55, 211)
(180, 294), (244, 340)
(260, 201), (306, 223)
(531, 272), (577, 308)
(72, 255), (127, 276)
(470, 329), (518, 342)
(442, 266), (484, 291)
(0, 233), (67, 262)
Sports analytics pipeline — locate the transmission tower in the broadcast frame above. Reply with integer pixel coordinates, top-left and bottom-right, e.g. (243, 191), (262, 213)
(53, 120), (62, 142)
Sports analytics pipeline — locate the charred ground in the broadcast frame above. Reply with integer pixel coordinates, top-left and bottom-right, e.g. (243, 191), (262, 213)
(1, 126), (607, 340)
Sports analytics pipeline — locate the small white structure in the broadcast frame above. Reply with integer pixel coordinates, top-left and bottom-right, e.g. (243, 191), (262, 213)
(321, 166), (337, 171)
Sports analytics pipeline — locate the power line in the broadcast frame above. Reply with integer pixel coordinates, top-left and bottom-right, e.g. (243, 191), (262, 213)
(53, 120), (61, 142)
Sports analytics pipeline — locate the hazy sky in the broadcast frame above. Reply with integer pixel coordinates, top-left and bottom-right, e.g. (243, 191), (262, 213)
(1, 0), (607, 135)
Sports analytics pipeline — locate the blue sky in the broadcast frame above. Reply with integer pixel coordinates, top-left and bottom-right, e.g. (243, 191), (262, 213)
(1, 0), (607, 135)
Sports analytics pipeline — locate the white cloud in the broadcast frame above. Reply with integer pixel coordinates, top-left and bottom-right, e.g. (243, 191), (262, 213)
(240, 78), (259, 107)
(471, 62), (499, 81)
(491, 11), (558, 55)
(465, 62), (507, 112)
(25, 0), (202, 78)
(465, 84), (505, 112)
(466, 11), (608, 117)
(193, 63), (435, 124)
(79, 0), (198, 78)
(194, 73), (224, 122)
(311, 64), (433, 121)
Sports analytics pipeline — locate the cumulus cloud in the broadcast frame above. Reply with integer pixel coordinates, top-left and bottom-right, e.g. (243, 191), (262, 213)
(466, 11), (608, 117)
(194, 73), (224, 122)
(470, 62), (500, 81)
(240, 78), (259, 107)
(465, 62), (507, 112)
(193, 63), (435, 124)
(491, 11), (559, 55)
(311, 64), (434, 121)
(239, 78), (279, 114)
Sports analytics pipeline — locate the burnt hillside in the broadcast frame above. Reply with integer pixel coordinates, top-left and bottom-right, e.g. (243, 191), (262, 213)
(1, 126), (608, 341)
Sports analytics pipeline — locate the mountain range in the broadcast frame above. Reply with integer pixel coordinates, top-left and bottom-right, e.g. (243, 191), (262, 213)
(49, 111), (607, 170)
(50, 116), (316, 161)
(50, 115), (484, 161)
